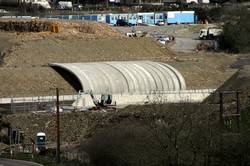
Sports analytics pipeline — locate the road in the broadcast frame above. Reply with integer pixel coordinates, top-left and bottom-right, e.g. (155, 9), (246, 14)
(170, 37), (201, 53)
(115, 24), (204, 53)
(0, 159), (43, 166)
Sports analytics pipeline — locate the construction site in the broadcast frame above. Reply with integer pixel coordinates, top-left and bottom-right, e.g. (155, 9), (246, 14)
(1, 18), (250, 165)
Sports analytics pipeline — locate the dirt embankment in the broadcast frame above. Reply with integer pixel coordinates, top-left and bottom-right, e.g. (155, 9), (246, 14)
(3, 103), (218, 145)
(169, 53), (237, 90)
(0, 19), (238, 97)
(0, 19), (175, 97)
(3, 37), (172, 67)
(0, 36), (174, 97)
(0, 19), (121, 38)
(0, 20), (54, 32)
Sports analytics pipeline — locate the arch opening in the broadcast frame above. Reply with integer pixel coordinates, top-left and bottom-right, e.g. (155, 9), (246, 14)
(51, 65), (83, 92)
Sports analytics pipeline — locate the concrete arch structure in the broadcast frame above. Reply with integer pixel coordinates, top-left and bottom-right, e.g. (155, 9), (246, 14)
(50, 61), (186, 94)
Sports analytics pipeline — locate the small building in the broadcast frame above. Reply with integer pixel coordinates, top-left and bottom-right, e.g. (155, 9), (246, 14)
(199, 0), (209, 3)
(137, 12), (153, 24)
(36, 132), (46, 152)
(164, 11), (195, 24)
(119, 0), (164, 5)
(106, 13), (138, 25)
(45, 11), (196, 25)
(137, 12), (164, 25)
(82, 14), (106, 23)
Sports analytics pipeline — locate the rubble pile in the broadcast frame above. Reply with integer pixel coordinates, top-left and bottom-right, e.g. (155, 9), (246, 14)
(0, 20), (56, 32)
(3, 112), (109, 144)
(196, 41), (215, 51)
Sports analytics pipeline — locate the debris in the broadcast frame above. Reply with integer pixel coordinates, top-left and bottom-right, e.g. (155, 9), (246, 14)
(0, 20), (55, 32)
(196, 41), (215, 51)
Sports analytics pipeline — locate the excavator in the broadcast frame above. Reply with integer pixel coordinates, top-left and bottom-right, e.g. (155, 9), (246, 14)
(89, 91), (116, 110)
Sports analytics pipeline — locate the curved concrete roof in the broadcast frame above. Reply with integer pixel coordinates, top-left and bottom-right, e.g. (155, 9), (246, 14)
(50, 61), (186, 94)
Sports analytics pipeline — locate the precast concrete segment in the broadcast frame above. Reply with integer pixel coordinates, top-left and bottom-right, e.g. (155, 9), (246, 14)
(160, 63), (186, 90)
(50, 61), (186, 94)
(137, 62), (164, 91)
(145, 61), (174, 90)
(143, 61), (172, 91)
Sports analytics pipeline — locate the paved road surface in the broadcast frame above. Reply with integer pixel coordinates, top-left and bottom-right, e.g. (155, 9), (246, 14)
(0, 158), (42, 166)
(116, 25), (203, 53)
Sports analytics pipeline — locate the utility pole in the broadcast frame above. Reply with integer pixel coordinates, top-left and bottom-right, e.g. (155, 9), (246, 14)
(219, 92), (223, 127)
(56, 88), (60, 163)
(236, 91), (240, 131)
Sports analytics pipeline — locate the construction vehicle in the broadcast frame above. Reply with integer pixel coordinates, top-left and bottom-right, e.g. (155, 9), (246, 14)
(126, 27), (143, 37)
(72, 91), (116, 111)
(199, 27), (222, 40)
(0, 0), (51, 9)
(89, 91), (116, 110)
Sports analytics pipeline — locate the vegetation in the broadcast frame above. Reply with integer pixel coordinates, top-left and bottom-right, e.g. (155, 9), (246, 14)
(0, 114), (10, 143)
(219, 7), (250, 53)
(80, 103), (250, 166)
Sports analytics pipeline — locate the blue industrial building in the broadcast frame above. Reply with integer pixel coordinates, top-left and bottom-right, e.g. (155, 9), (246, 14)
(45, 11), (196, 25)
(164, 11), (195, 24)
(137, 12), (164, 25)
(82, 14), (106, 23)
(106, 13), (138, 25)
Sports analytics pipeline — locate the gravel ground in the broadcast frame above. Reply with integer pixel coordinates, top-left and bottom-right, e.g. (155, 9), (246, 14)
(115, 24), (210, 53)
(115, 24), (206, 38)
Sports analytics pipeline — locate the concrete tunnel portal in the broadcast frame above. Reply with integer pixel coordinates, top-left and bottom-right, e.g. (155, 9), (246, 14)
(50, 61), (186, 95)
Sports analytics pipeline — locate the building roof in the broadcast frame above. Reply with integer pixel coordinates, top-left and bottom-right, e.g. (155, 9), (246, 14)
(37, 132), (46, 136)
(50, 61), (186, 94)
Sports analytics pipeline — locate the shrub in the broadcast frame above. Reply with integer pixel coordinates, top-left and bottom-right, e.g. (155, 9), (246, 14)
(219, 7), (250, 53)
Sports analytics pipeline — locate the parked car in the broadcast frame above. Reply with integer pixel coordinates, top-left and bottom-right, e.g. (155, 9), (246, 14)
(155, 20), (165, 26)
(157, 37), (170, 45)
(115, 19), (131, 26)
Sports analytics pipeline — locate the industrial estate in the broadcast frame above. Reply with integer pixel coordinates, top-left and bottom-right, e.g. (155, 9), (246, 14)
(0, 0), (250, 166)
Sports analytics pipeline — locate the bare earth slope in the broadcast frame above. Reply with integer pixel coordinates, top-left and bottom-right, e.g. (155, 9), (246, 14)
(4, 37), (171, 67)
(0, 19), (173, 97)
(0, 20), (237, 97)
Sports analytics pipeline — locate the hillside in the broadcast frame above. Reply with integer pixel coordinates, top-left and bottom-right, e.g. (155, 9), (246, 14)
(0, 19), (175, 97)
(0, 19), (238, 97)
